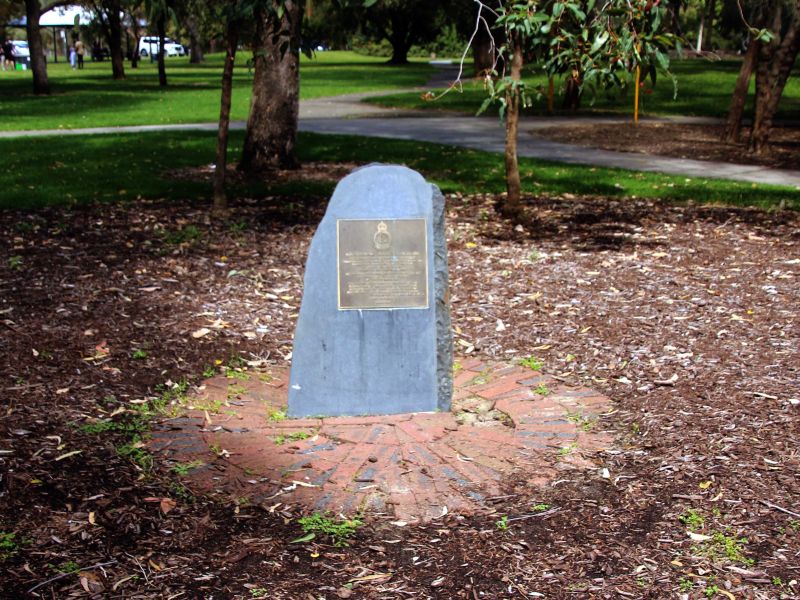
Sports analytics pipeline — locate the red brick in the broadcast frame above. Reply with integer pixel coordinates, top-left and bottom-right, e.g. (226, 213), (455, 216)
(153, 359), (615, 523)
(459, 357), (488, 371)
(470, 376), (526, 399)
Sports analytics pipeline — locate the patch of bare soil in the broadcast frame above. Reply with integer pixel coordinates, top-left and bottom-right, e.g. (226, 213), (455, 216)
(1, 178), (799, 598)
(167, 161), (361, 184)
(535, 123), (800, 171)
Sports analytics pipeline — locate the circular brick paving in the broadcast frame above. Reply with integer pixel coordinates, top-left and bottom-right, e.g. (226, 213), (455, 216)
(149, 358), (613, 522)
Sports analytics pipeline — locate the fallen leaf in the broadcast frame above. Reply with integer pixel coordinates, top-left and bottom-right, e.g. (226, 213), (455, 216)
(192, 328), (211, 339)
(160, 498), (177, 514)
(54, 450), (83, 461)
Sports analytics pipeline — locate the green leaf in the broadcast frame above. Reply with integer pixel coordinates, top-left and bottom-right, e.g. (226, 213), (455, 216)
(290, 532), (316, 544)
(590, 31), (609, 53)
(567, 4), (586, 20)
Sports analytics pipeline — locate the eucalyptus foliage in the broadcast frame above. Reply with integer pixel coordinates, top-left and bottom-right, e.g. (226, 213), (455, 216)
(480, 0), (681, 115)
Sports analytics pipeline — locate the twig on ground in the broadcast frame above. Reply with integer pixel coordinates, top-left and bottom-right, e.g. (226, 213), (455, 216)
(507, 507), (561, 522)
(27, 560), (118, 594)
(759, 500), (800, 519)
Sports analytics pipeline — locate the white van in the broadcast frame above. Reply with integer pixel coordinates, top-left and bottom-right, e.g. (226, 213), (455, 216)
(138, 36), (185, 57)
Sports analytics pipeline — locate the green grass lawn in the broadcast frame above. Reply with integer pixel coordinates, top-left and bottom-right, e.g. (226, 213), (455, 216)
(0, 51), (433, 131)
(1, 130), (796, 211)
(365, 58), (800, 120)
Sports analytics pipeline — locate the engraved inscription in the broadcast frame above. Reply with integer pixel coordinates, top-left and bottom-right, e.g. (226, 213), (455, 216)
(337, 219), (428, 310)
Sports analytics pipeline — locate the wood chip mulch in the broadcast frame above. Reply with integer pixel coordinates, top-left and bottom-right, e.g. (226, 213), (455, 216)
(1, 176), (799, 599)
(534, 123), (800, 171)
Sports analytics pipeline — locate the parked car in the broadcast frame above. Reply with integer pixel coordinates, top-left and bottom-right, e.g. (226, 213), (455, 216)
(138, 36), (186, 57)
(10, 40), (30, 59)
(8, 40), (31, 69)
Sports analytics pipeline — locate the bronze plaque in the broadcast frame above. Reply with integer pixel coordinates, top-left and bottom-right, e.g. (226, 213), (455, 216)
(337, 218), (428, 310)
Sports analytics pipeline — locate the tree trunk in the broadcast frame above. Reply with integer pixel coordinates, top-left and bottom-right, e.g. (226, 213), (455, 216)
(723, 40), (758, 143)
(102, 0), (125, 79)
(703, 0), (716, 50)
(500, 32), (524, 218)
(387, 14), (411, 64)
(239, 1), (301, 173)
(157, 15), (167, 87)
(749, 6), (800, 154)
(667, 0), (683, 36)
(24, 0), (49, 95)
(387, 42), (410, 64)
(213, 25), (238, 215)
(186, 15), (204, 63)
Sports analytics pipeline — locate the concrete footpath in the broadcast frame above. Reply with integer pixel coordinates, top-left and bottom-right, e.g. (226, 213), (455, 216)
(3, 84), (799, 188)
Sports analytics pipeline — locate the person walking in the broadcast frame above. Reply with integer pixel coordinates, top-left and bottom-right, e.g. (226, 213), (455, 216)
(2, 39), (14, 71)
(69, 41), (77, 69)
(75, 39), (84, 69)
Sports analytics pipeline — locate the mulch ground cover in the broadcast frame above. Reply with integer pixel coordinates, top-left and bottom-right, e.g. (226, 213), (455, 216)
(1, 174), (799, 599)
(534, 123), (800, 171)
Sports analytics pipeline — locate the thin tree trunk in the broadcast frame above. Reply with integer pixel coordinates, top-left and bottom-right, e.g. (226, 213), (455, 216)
(240, 1), (301, 172)
(126, 9), (141, 68)
(213, 25), (238, 215)
(696, 13), (705, 52)
(723, 40), (758, 143)
(157, 15), (167, 87)
(501, 32), (523, 218)
(562, 70), (582, 110)
(24, 0), (49, 95)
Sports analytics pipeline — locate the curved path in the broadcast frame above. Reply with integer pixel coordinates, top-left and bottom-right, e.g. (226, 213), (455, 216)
(2, 69), (799, 188)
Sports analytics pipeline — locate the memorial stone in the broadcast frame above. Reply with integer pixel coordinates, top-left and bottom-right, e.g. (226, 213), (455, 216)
(288, 164), (452, 417)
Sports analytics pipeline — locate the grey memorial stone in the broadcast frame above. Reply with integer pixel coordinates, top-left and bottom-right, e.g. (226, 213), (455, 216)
(288, 164), (453, 417)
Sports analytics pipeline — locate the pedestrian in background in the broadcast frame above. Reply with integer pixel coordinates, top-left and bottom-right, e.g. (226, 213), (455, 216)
(69, 41), (77, 69)
(75, 39), (84, 69)
(2, 39), (14, 71)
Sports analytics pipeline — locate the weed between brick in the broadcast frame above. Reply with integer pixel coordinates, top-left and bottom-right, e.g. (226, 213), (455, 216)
(294, 513), (363, 547)
(275, 431), (313, 445)
(566, 412), (596, 432)
(170, 460), (205, 476)
(519, 356), (544, 371)
(267, 408), (287, 422)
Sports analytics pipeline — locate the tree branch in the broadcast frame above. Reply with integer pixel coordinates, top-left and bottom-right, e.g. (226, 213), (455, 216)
(41, 0), (75, 14)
